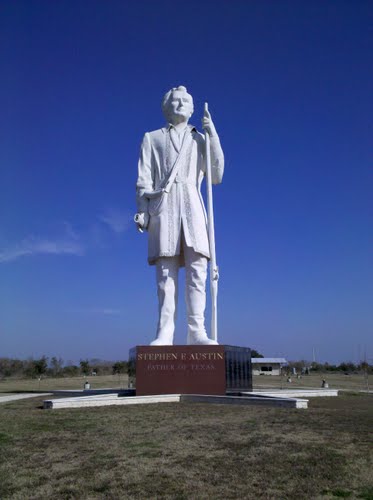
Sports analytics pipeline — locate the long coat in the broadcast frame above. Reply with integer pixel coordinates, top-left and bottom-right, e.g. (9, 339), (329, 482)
(136, 124), (224, 265)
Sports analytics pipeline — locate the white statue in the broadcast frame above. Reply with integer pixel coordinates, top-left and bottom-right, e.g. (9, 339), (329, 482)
(135, 86), (224, 345)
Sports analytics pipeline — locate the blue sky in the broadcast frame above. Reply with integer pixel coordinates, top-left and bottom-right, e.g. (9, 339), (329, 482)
(1, 0), (372, 364)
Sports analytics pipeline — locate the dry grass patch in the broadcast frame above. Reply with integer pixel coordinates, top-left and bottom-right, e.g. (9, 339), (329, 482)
(253, 372), (370, 391)
(0, 374), (128, 393)
(0, 394), (372, 499)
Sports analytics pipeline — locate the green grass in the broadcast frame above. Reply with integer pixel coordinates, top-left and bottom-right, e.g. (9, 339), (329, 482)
(0, 393), (372, 499)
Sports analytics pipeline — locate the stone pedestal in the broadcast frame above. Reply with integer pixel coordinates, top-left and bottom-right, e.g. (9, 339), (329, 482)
(128, 345), (252, 396)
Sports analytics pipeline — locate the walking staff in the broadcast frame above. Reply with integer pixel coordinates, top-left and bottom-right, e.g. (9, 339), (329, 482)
(204, 102), (219, 342)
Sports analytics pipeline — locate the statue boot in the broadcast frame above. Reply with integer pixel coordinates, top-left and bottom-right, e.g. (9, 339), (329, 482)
(187, 332), (218, 345)
(150, 336), (173, 346)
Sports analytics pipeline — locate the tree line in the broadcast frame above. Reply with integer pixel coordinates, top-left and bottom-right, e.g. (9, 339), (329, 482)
(0, 356), (371, 380)
(287, 360), (372, 374)
(0, 357), (128, 379)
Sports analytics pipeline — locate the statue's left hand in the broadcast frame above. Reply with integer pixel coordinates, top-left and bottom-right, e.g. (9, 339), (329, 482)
(202, 108), (217, 137)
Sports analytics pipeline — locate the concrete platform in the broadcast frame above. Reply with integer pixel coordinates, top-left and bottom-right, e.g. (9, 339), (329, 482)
(183, 394), (308, 409)
(248, 389), (339, 398)
(43, 394), (180, 409)
(44, 392), (308, 410)
(48, 388), (135, 398)
(0, 393), (52, 404)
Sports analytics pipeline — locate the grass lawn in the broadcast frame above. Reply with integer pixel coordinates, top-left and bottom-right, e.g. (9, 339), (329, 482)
(0, 374), (129, 393)
(0, 372), (370, 394)
(0, 393), (372, 499)
(253, 372), (371, 392)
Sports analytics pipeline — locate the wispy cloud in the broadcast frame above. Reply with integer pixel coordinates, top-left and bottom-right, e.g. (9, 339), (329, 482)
(0, 207), (132, 264)
(0, 235), (84, 263)
(62, 221), (80, 240)
(92, 308), (122, 316)
(99, 208), (132, 234)
(69, 307), (123, 316)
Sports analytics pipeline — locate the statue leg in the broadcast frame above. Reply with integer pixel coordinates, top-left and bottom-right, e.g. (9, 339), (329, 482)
(151, 256), (179, 346)
(184, 246), (218, 345)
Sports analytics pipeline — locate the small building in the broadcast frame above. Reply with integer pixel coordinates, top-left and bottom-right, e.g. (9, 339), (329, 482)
(252, 358), (288, 376)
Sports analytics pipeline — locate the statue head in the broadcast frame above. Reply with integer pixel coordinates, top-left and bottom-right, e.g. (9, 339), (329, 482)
(162, 85), (194, 124)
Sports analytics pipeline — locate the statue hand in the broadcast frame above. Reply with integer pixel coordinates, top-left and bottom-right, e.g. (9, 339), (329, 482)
(202, 108), (216, 137)
(134, 212), (149, 232)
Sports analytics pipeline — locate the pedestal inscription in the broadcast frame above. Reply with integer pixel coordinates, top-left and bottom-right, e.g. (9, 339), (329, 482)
(130, 345), (226, 396)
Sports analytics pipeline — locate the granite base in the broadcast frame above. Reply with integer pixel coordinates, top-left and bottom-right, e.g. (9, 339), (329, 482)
(129, 345), (252, 396)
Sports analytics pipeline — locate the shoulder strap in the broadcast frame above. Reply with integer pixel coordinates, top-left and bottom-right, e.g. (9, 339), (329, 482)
(162, 129), (193, 193)
(144, 129), (194, 200)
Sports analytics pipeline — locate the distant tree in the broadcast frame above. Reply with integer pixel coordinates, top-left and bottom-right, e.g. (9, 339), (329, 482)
(12, 359), (26, 377)
(0, 358), (12, 378)
(325, 363), (338, 371)
(80, 360), (91, 376)
(63, 365), (80, 377)
(112, 361), (128, 375)
(90, 359), (115, 376)
(251, 350), (263, 358)
(23, 359), (35, 378)
(31, 357), (48, 378)
(359, 361), (372, 373)
(338, 362), (356, 372)
(49, 357), (64, 377)
(0, 358), (27, 378)
(288, 360), (307, 372)
(310, 362), (323, 372)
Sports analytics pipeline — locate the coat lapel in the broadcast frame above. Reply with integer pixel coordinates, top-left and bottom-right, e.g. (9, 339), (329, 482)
(170, 128), (180, 153)
(168, 124), (195, 155)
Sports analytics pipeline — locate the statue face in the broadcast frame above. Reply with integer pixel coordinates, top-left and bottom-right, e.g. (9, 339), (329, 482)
(168, 90), (193, 123)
